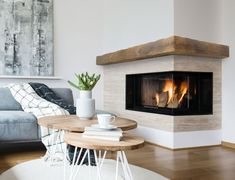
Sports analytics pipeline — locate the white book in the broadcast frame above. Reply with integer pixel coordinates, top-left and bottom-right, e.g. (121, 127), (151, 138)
(84, 127), (123, 136)
(85, 126), (122, 132)
(82, 134), (122, 141)
(83, 130), (123, 137)
(83, 133), (122, 138)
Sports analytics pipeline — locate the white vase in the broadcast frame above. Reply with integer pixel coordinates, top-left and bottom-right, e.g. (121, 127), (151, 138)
(76, 90), (95, 120)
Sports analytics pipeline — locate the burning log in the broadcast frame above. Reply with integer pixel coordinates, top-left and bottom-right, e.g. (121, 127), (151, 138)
(155, 92), (168, 107)
(167, 96), (179, 108)
(155, 79), (188, 109)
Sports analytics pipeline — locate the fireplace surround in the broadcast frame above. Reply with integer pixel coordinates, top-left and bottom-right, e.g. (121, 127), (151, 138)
(126, 71), (213, 116)
(97, 36), (229, 149)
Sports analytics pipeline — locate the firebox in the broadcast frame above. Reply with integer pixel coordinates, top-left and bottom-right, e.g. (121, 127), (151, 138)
(126, 71), (213, 116)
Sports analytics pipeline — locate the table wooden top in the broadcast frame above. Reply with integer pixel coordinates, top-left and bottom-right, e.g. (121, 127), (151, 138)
(37, 115), (137, 132)
(64, 132), (145, 151)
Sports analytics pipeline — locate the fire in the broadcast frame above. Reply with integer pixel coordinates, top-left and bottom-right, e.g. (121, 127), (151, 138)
(178, 81), (188, 103)
(155, 93), (160, 106)
(156, 80), (188, 108)
(163, 80), (176, 104)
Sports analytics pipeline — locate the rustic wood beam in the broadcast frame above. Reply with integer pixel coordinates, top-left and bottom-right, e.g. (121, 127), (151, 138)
(96, 36), (229, 65)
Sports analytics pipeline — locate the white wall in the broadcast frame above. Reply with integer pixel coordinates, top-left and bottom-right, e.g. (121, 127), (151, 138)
(102, 0), (174, 53)
(221, 0), (235, 143)
(54, 0), (104, 108)
(0, 0), (104, 109)
(174, 0), (222, 43)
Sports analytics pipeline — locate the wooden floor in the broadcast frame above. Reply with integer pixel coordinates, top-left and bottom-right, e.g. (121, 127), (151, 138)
(1, 143), (235, 180)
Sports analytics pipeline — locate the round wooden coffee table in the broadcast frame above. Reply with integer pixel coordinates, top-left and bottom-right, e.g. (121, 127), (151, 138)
(38, 115), (137, 166)
(38, 115), (137, 132)
(64, 133), (145, 180)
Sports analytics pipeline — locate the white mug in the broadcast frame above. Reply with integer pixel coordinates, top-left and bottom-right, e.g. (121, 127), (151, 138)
(97, 114), (115, 128)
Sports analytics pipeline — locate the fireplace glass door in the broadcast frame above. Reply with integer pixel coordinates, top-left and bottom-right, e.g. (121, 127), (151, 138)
(126, 71), (213, 115)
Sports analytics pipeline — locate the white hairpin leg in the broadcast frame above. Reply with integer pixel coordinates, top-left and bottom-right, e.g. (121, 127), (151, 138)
(94, 150), (102, 180)
(59, 130), (64, 153)
(118, 151), (129, 180)
(50, 129), (57, 163)
(115, 152), (120, 180)
(71, 149), (89, 180)
(51, 130), (61, 164)
(100, 150), (107, 169)
(122, 151), (134, 180)
(61, 130), (70, 180)
(66, 148), (133, 180)
(46, 128), (52, 156)
(88, 150), (91, 180)
(116, 151), (133, 180)
(47, 128), (54, 161)
(69, 147), (78, 180)
(94, 150), (107, 180)
(63, 145), (68, 180)
(70, 148), (83, 179)
(99, 150), (102, 164)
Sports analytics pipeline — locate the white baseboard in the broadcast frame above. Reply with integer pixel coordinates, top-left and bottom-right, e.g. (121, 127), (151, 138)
(129, 126), (221, 149)
(173, 129), (221, 149)
(129, 126), (174, 148)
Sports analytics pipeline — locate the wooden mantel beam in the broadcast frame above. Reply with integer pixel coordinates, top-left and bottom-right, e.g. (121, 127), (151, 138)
(96, 36), (229, 65)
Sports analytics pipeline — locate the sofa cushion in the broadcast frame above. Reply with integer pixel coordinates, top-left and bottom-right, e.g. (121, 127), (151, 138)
(0, 87), (74, 111)
(51, 88), (74, 105)
(0, 111), (39, 141)
(0, 88), (22, 111)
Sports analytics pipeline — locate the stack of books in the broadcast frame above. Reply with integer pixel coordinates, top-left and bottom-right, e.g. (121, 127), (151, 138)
(82, 126), (123, 141)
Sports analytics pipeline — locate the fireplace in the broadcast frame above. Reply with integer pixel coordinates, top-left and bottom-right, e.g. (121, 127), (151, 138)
(126, 71), (213, 116)
(100, 36), (227, 148)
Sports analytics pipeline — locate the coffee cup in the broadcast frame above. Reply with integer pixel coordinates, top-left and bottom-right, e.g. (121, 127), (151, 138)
(97, 114), (115, 128)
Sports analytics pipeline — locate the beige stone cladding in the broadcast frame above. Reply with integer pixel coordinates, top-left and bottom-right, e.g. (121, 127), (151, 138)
(103, 55), (221, 132)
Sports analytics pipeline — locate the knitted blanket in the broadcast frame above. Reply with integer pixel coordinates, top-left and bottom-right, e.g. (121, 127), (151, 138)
(29, 82), (76, 114)
(8, 83), (69, 161)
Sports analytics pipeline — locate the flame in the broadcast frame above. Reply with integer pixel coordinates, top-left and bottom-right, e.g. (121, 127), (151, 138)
(163, 80), (176, 104)
(155, 93), (160, 106)
(178, 81), (188, 103)
(156, 80), (188, 108)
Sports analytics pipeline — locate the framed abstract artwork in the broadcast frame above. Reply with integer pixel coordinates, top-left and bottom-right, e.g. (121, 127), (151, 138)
(0, 0), (53, 77)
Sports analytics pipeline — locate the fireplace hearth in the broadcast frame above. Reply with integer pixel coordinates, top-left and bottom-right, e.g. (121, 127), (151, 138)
(126, 71), (213, 116)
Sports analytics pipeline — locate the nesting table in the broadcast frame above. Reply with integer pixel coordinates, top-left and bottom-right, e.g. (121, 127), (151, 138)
(38, 115), (138, 132)
(64, 133), (145, 180)
(37, 115), (144, 179)
(38, 115), (138, 162)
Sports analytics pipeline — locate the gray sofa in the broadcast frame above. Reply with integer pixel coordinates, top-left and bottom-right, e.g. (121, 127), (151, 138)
(0, 87), (74, 144)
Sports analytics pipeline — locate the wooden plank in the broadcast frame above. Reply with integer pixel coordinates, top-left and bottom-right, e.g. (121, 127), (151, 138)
(3, 144), (235, 179)
(96, 36), (229, 65)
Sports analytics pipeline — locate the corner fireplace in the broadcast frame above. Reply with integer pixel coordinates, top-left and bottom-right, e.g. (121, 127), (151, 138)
(126, 71), (213, 116)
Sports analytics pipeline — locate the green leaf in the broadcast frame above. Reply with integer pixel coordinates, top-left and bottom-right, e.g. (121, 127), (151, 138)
(69, 72), (101, 91)
(68, 80), (80, 90)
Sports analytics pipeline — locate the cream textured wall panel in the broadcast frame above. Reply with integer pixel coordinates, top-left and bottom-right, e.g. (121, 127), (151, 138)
(173, 56), (222, 132)
(104, 56), (222, 133)
(104, 56), (175, 132)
